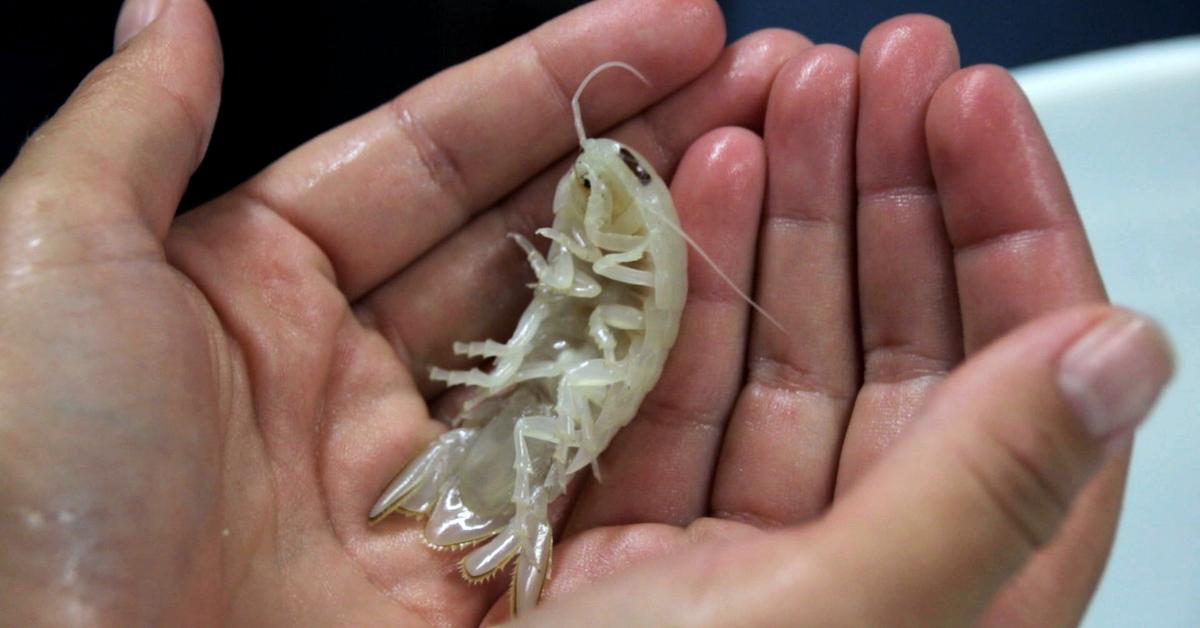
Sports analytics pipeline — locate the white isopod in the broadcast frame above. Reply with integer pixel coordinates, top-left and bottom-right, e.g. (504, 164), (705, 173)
(369, 61), (774, 616)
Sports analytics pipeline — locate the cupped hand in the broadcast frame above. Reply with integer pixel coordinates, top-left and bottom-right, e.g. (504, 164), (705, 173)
(0, 1), (1173, 628)
(526, 13), (1174, 628)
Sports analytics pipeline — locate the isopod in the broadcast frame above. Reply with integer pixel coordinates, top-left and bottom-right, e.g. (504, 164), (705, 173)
(369, 61), (687, 615)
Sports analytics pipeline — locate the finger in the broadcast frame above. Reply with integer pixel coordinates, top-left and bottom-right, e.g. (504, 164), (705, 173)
(0, 0), (221, 243)
(216, 0), (725, 299)
(791, 306), (1172, 626)
(836, 15), (962, 493)
(565, 126), (766, 533)
(710, 45), (860, 526)
(516, 306), (1173, 627)
(976, 452), (1131, 627)
(358, 29), (810, 394)
(926, 65), (1114, 627)
(928, 65), (1107, 351)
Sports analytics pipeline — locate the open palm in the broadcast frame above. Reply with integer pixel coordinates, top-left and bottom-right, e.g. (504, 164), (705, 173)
(1, 1), (1161, 627)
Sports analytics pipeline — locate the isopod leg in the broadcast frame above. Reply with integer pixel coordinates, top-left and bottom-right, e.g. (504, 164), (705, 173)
(430, 365), (518, 388)
(594, 240), (647, 268)
(588, 304), (645, 362)
(555, 361), (622, 472)
(593, 241), (655, 286)
(512, 517), (553, 617)
(511, 233), (576, 291)
(508, 415), (564, 614)
(512, 416), (561, 503)
(515, 232), (603, 298)
(452, 339), (509, 358)
(430, 301), (551, 389)
(536, 227), (599, 263)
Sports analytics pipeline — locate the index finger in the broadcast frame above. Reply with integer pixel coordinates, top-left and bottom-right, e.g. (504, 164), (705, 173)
(203, 0), (725, 299)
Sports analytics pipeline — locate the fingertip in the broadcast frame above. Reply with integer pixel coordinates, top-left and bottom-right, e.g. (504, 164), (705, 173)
(550, 0), (726, 95)
(662, 0), (727, 56)
(1056, 307), (1175, 441)
(660, 28), (811, 141)
(800, 304), (1162, 626)
(926, 64), (1029, 160)
(639, 27), (810, 172)
(115, 0), (224, 86)
(704, 125), (766, 164)
(671, 126), (766, 300)
(733, 28), (815, 76)
(861, 14), (955, 63)
(856, 14), (960, 191)
(114, 0), (164, 51)
(860, 14), (959, 84)
(764, 43), (858, 217)
(633, 0), (728, 81)
(110, 0), (224, 164)
(672, 125), (766, 230)
(530, 0), (730, 162)
(720, 28), (814, 101)
(749, 27), (815, 52)
(769, 44), (858, 120)
(9, 0), (227, 241)
(780, 44), (858, 90)
(675, 126), (766, 207)
(923, 62), (1085, 263)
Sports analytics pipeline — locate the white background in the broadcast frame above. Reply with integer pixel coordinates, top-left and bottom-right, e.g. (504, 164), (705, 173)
(1014, 36), (1200, 627)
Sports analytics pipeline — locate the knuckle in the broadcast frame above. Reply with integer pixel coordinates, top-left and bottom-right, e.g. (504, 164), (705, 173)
(74, 45), (210, 167)
(744, 27), (813, 53)
(746, 355), (856, 403)
(862, 341), (954, 384)
(387, 97), (468, 207)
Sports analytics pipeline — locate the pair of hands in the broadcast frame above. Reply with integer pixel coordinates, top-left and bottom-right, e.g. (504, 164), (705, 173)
(0, 0), (1174, 625)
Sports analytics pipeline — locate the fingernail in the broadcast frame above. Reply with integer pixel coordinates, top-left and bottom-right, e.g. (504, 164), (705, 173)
(1057, 311), (1174, 439)
(114, 0), (166, 51)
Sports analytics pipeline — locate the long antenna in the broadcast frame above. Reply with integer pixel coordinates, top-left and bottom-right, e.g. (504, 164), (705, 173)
(644, 204), (788, 334)
(571, 61), (649, 148)
(572, 62), (788, 334)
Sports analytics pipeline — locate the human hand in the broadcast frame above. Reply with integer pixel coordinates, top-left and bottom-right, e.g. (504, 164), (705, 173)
(0, 0), (814, 625)
(506, 14), (1175, 628)
(0, 0), (1174, 625)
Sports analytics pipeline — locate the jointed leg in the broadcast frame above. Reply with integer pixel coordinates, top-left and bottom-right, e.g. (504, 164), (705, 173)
(588, 304), (645, 362)
(593, 240), (653, 286)
(431, 301), (551, 388)
(555, 360), (623, 477)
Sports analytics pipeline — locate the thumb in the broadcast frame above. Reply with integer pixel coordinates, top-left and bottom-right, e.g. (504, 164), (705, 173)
(0, 0), (222, 243)
(803, 305), (1173, 626)
(511, 305), (1172, 627)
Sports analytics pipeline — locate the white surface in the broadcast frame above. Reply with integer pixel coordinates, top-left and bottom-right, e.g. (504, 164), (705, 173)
(1013, 37), (1200, 627)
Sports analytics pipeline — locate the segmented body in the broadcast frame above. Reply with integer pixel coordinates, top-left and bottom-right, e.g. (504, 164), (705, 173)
(369, 63), (686, 617)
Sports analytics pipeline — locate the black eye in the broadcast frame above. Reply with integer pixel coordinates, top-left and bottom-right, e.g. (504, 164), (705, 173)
(581, 176), (591, 189)
(618, 147), (651, 186)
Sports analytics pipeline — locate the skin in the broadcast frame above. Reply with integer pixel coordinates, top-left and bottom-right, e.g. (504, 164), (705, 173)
(0, 1), (1174, 626)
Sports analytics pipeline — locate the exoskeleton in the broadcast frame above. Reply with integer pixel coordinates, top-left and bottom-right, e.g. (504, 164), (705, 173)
(369, 63), (687, 615)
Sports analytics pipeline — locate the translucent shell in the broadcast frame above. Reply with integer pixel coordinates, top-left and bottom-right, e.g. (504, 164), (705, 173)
(370, 62), (686, 616)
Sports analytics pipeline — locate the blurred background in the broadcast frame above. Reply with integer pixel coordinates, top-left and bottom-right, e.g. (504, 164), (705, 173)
(1, 2), (1197, 626)
(1, 0), (1196, 208)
